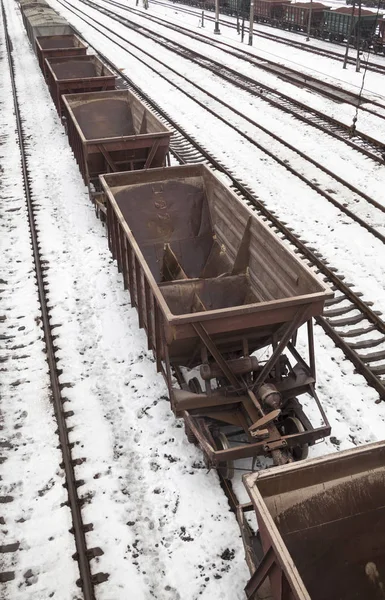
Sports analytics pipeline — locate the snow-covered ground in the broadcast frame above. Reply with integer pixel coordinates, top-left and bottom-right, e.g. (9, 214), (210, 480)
(0, 21), (78, 600)
(2, 0), (385, 597)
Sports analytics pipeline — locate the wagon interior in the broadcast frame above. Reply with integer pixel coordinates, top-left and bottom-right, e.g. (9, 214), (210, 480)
(37, 33), (86, 50)
(111, 174), (323, 317)
(47, 55), (111, 80)
(63, 91), (171, 187)
(243, 443), (385, 600)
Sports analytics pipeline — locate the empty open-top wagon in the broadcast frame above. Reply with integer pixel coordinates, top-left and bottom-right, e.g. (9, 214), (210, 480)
(241, 440), (385, 599)
(36, 33), (87, 79)
(100, 164), (332, 474)
(62, 89), (172, 203)
(45, 55), (116, 117)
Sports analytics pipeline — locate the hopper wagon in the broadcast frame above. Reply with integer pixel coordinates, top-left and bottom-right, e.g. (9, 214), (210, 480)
(254, 0), (288, 24)
(100, 164), (332, 475)
(45, 55), (116, 117)
(283, 3), (330, 35)
(62, 90), (172, 204)
(36, 33), (87, 79)
(241, 440), (385, 599)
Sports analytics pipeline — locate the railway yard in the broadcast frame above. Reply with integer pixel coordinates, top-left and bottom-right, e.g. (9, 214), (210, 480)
(1, 0), (385, 598)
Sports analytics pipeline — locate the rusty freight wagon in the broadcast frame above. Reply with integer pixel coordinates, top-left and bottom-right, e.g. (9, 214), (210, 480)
(45, 55), (116, 117)
(254, 0), (287, 24)
(241, 440), (385, 599)
(36, 34), (87, 79)
(62, 90), (172, 204)
(100, 164), (332, 475)
(323, 7), (381, 44)
(283, 3), (330, 34)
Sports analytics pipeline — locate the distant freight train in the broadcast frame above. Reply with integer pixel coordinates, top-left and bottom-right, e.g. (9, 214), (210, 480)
(176, 0), (385, 53)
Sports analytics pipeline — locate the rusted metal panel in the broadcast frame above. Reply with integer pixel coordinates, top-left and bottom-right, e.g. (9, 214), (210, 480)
(254, 0), (287, 20)
(243, 441), (385, 599)
(62, 90), (171, 195)
(45, 56), (116, 117)
(283, 2), (330, 30)
(36, 34), (87, 79)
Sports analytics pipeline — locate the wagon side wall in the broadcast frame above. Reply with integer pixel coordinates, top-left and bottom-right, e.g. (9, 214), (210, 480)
(202, 168), (323, 303)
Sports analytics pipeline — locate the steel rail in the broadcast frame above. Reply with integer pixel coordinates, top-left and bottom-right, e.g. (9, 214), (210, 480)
(100, 0), (385, 115)
(80, 0), (385, 163)
(1, 3), (96, 598)
(150, 0), (385, 75)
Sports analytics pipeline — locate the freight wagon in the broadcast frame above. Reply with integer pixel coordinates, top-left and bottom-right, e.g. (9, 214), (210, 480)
(22, 5), (72, 51)
(241, 440), (385, 600)
(283, 2), (330, 36)
(45, 55), (116, 117)
(323, 6), (380, 44)
(100, 164), (332, 474)
(36, 33), (87, 79)
(62, 90), (172, 203)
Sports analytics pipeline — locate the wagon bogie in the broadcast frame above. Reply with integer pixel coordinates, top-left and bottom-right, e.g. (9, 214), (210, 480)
(62, 90), (172, 199)
(100, 164), (332, 472)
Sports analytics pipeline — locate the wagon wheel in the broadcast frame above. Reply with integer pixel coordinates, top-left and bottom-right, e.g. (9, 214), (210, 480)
(188, 377), (202, 395)
(212, 432), (235, 480)
(281, 416), (309, 461)
(184, 419), (198, 445)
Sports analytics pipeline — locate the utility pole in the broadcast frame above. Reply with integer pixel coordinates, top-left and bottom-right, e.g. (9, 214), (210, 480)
(343, 1), (356, 68)
(214, 0), (220, 33)
(356, 0), (362, 72)
(248, 0), (255, 45)
(306, 0), (313, 41)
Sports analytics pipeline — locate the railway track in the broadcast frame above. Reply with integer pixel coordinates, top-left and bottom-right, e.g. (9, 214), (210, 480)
(56, 0), (385, 403)
(99, 0), (385, 116)
(1, 3), (107, 597)
(152, 0), (385, 74)
(80, 0), (385, 165)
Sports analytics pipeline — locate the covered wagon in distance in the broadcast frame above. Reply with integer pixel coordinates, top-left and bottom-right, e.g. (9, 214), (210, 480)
(22, 6), (72, 52)
(323, 7), (380, 44)
(283, 2), (330, 35)
(100, 164), (332, 475)
(254, 0), (288, 25)
(62, 90), (172, 204)
(241, 440), (385, 599)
